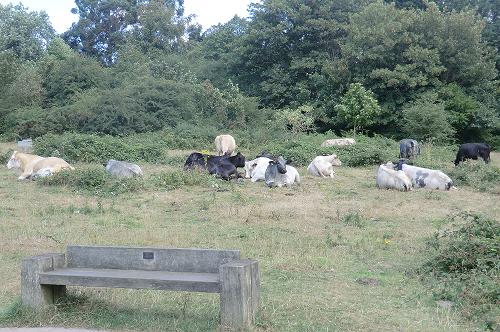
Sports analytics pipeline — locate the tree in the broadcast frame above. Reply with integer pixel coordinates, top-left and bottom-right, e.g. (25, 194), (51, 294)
(63, 0), (188, 65)
(401, 93), (455, 143)
(276, 105), (315, 135)
(334, 83), (381, 134)
(0, 4), (55, 61)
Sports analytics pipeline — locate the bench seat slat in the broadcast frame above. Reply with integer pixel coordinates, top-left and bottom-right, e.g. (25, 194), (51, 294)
(39, 268), (220, 293)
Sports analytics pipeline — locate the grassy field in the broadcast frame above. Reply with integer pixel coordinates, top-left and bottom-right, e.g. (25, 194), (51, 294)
(0, 142), (498, 331)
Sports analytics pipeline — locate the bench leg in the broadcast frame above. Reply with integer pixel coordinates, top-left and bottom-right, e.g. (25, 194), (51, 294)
(219, 260), (260, 330)
(21, 253), (66, 310)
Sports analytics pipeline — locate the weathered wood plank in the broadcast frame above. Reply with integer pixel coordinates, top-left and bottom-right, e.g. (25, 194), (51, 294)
(67, 246), (240, 273)
(40, 268), (221, 293)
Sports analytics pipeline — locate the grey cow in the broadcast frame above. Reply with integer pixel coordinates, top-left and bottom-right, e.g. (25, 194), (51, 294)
(106, 160), (143, 178)
(399, 139), (420, 159)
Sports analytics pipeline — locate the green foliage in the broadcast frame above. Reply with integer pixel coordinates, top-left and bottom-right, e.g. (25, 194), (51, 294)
(419, 212), (500, 329)
(259, 133), (397, 167)
(276, 105), (315, 135)
(37, 166), (146, 196)
(0, 4), (55, 61)
(401, 93), (456, 143)
(33, 132), (167, 164)
(448, 161), (500, 192)
(334, 83), (382, 133)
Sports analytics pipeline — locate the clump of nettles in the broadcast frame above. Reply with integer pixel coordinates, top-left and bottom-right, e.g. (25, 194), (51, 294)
(418, 212), (499, 330)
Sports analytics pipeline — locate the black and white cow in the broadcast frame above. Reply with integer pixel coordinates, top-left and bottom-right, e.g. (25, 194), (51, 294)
(395, 161), (453, 190)
(264, 156), (300, 187)
(454, 143), (491, 166)
(399, 139), (420, 159)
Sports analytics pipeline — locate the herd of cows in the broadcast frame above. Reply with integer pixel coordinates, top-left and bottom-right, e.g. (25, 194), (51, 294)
(4, 135), (492, 192)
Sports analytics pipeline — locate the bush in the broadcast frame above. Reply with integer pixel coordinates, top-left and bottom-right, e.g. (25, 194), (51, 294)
(401, 93), (455, 144)
(448, 161), (500, 192)
(418, 212), (499, 329)
(257, 133), (398, 167)
(34, 132), (168, 164)
(37, 166), (146, 195)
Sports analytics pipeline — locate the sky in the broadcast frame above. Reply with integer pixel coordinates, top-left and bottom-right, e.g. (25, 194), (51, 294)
(0, 0), (258, 33)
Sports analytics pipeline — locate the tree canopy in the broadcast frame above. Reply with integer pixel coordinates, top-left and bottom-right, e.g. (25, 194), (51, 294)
(0, 0), (498, 146)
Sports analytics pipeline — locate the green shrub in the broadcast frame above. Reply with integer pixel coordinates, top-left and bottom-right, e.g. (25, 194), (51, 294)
(37, 167), (108, 190)
(448, 161), (500, 192)
(34, 132), (168, 164)
(37, 166), (146, 195)
(418, 212), (500, 329)
(257, 133), (398, 167)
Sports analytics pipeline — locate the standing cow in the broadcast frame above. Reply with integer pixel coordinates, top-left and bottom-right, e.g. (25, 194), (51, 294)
(399, 139), (420, 160)
(454, 143), (491, 165)
(214, 135), (236, 156)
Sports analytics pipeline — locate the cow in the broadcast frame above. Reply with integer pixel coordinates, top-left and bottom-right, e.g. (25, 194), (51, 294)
(244, 157), (272, 182)
(321, 138), (356, 147)
(264, 156), (300, 187)
(396, 161), (453, 190)
(376, 162), (412, 191)
(207, 152), (246, 180)
(399, 139), (420, 160)
(454, 143), (491, 165)
(214, 134), (236, 156)
(6, 151), (73, 180)
(106, 160), (143, 178)
(184, 152), (207, 170)
(307, 154), (342, 178)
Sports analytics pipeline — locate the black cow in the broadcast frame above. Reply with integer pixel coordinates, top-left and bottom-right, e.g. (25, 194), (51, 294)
(454, 143), (491, 166)
(207, 152), (246, 180)
(184, 152), (207, 170)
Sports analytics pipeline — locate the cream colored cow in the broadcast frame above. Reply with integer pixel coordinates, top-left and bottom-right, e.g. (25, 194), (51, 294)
(214, 134), (236, 156)
(6, 151), (74, 180)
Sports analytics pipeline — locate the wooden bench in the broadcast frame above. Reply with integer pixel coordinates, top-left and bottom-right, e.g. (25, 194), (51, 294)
(21, 246), (259, 329)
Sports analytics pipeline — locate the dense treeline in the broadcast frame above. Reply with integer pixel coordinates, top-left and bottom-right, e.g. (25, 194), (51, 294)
(0, 0), (498, 146)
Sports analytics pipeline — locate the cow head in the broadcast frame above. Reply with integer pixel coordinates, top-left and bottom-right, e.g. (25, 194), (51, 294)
(269, 156), (287, 174)
(229, 152), (246, 168)
(6, 151), (20, 170)
(244, 160), (258, 178)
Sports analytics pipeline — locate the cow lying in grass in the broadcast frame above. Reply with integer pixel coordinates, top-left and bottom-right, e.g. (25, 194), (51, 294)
(307, 154), (342, 178)
(244, 157), (272, 182)
(184, 152), (246, 180)
(376, 162), (413, 191)
(6, 151), (74, 180)
(265, 156), (300, 187)
(395, 161), (453, 190)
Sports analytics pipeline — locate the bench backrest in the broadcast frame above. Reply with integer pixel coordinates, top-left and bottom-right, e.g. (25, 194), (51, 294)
(66, 246), (240, 273)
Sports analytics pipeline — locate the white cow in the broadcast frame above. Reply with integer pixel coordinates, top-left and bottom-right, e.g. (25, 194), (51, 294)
(400, 163), (453, 190)
(244, 157), (272, 182)
(321, 138), (356, 147)
(376, 162), (413, 191)
(307, 154), (342, 178)
(214, 134), (236, 156)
